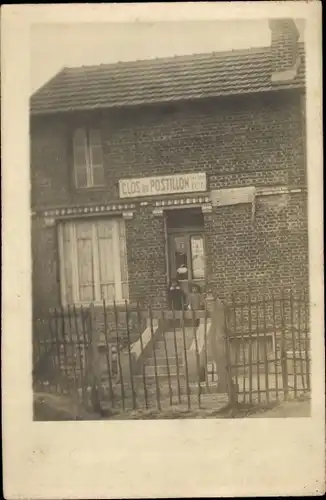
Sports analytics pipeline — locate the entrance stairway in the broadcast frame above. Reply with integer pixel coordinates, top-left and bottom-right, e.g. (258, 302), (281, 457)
(99, 323), (229, 413)
(142, 327), (190, 379)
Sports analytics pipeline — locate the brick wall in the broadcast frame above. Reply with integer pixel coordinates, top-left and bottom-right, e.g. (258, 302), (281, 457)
(31, 89), (308, 315)
(204, 193), (308, 301)
(125, 207), (167, 307)
(31, 91), (305, 208)
(32, 218), (61, 316)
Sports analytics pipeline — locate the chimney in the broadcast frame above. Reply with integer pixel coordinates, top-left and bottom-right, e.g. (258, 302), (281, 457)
(269, 19), (301, 82)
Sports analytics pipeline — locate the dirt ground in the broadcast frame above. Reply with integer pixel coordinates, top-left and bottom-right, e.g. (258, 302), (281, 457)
(246, 398), (311, 418)
(34, 391), (311, 421)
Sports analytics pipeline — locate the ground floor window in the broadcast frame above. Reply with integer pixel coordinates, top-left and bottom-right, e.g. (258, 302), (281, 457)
(58, 217), (128, 305)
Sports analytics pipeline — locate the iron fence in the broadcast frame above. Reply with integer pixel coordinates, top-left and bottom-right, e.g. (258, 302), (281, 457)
(224, 289), (311, 406)
(33, 288), (311, 418)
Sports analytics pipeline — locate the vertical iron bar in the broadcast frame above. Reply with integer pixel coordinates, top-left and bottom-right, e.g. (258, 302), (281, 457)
(191, 306), (201, 409)
(172, 303), (182, 404)
(45, 315), (56, 393)
(125, 300), (137, 410)
(113, 300), (125, 411)
(303, 289), (311, 391)
(50, 311), (62, 393)
(137, 301), (148, 409)
(231, 293), (239, 404)
(53, 308), (64, 394)
(239, 298), (247, 404)
(46, 313), (56, 393)
(102, 300), (115, 408)
(161, 305), (173, 406)
(256, 295), (261, 404)
(60, 306), (70, 392)
(248, 293), (253, 406)
(289, 289), (298, 398)
(60, 308), (71, 395)
(271, 293), (280, 402)
(181, 301), (191, 410)
(224, 303), (236, 408)
(73, 304), (86, 404)
(262, 294), (270, 404)
(280, 290), (289, 401)
(203, 299), (209, 392)
(50, 315), (58, 393)
(149, 301), (161, 411)
(80, 305), (91, 394)
(66, 305), (78, 398)
(297, 292), (306, 393)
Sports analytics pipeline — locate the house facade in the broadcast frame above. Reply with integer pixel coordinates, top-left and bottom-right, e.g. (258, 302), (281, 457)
(30, 19), (308, 324)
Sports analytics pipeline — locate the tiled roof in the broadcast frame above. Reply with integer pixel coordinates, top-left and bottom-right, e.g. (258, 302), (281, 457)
(30, 44), (305, 116)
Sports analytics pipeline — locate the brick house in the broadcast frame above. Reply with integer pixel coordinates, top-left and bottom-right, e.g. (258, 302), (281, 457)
(30, 19), (308, 328)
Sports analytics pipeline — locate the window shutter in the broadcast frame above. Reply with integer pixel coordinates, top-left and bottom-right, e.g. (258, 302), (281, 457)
(73, 129), (89, 188)
(89, 129), (105, 186)
(58, 218), (128, 304)
(75, 222), (95, 302)
(118, 219), (129, 300)
(96, 220), (116, 301)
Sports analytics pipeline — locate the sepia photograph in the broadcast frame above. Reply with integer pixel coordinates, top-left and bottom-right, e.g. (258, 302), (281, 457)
(2, 3), (324, 498)
(30, 17), (312, 422)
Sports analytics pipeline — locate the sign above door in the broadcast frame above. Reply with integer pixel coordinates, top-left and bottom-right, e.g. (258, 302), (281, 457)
(119, 173), (207, 199)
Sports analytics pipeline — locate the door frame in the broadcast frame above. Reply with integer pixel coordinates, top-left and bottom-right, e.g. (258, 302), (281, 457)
(167, 227), (206, 288)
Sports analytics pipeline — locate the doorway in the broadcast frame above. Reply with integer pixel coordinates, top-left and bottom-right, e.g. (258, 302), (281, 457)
(166, 208), (206, 295)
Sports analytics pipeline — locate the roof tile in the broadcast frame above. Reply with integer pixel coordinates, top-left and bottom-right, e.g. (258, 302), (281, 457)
(30, 45), (305, 115)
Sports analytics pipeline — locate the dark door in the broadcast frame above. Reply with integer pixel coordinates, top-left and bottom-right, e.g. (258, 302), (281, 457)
(168, 232), (205, 295)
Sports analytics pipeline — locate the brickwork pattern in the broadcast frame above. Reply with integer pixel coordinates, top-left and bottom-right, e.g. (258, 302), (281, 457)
(31, 91), (308, 314)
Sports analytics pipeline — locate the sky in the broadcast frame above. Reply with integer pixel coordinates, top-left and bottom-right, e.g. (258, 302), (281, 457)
(30, 20), (305, 94)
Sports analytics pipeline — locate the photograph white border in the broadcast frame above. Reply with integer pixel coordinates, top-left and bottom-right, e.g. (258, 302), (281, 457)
(2, 2), (324, 498)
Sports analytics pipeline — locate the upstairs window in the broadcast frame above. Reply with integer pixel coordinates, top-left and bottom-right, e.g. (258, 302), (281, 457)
(73, 128), (105, 188)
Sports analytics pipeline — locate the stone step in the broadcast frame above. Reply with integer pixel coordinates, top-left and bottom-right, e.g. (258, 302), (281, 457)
(164, 319), (199, 329)
(153, 341), (185, 354)
(159, 332), (193, 342)
(150, 350), (184, 363)
(144, 365), (184, 377)
(144, 355), (183, 367)
(133, 373), (186, 384)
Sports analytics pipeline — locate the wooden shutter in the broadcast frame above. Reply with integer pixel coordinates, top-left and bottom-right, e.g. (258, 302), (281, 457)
(73, 129), (89, 188)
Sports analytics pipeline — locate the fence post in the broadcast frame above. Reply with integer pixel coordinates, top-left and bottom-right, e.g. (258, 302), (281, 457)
(102, 300), (115, 408)
(161, 305), (173, 407)
(114, 300), (125, 411)
(210, 298), (234, 399)
(171, 304), (182, 404)
(280, 291), (289, 401)
(149, 301), (161, 411)
(248, 292), (253, 406)
(137, 301), (148, 409)
(223, 303), (237, 408)
(262, 295), (270, 405)
(88, 303), (102, 414)
(73, 304), (86, 405)
(125, 300), (137, 410)
(303, 289), (311, 391)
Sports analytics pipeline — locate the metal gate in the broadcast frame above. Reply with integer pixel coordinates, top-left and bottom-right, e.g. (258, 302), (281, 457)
(224, 289), (311, 406)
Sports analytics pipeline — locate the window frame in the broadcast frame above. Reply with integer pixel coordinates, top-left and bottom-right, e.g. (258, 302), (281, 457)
(72, 127), (105, 190)
(58, 217), (129, 306)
